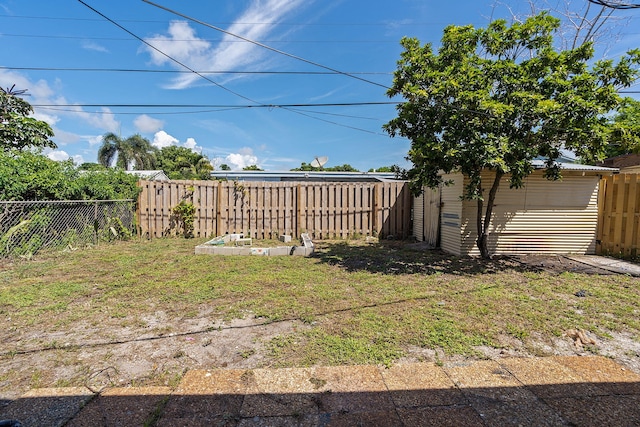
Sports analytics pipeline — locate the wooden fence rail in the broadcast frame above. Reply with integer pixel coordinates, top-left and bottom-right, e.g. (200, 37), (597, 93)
(597, 173), (640, 257)
(137, 180), (412, 240)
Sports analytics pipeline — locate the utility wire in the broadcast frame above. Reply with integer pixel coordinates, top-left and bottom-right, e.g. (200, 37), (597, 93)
(77, 1), (388, 136)
(141, 0), (390, 90)
(36, 105), (384, 119)
(0, 66), (391, 76)
(36, 106), (247, 115)
(0, 33), (400, 44)
(31, 102), (399, 108)
(0, 13), (448, 26)
(77, 0), (261, 105)
(587, 0), (640, 9)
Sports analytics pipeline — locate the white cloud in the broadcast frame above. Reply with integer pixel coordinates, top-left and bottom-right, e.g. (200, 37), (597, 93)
(48, 150), (84, 164)
(0, 69), (121, 134)
(134, 114), (164, 133)
(184, 137), (197, 150)
(152, 130), (179, 148)
(81, 40), (109, 53)
(152, 131), (205, 153)
(87, 135), (103, 147)
(32, 110), (60, 127)
(143, 0), (308, 89)
(0, 69), (54, 100)
(47, 150), (70, 161)
(73, 107), (120, 133)
(213, 147), (259, 170)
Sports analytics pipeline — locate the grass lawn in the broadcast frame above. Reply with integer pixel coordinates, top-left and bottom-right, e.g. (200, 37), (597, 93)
(1, 237), (639, 374)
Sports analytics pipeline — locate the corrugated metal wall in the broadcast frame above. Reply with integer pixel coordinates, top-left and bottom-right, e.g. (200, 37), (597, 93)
(440, 173), (464, 255)
(441, 170), (600, 256)
(412, 187), (441, 246)
(413, 192), (424, 241)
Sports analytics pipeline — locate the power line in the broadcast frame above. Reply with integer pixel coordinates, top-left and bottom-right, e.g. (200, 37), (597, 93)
(141, 0), (390, 90)
(0, 66), (391, 76)
(31, 102), (399, 108)
(77, 0), (261, 105)
(0, 33), (400, 44)
(0, 13), (452, 26)
(36, 106), (247, 115)
(587, 0), (640, 9)
(76, 1), (388, 136)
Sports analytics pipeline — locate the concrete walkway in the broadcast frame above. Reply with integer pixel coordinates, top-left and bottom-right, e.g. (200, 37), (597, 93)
(565, 255), (640, 277)
(2, 355), (640, 426)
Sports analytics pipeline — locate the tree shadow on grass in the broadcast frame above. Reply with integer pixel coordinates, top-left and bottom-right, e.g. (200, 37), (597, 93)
(312, 241), (537, 276)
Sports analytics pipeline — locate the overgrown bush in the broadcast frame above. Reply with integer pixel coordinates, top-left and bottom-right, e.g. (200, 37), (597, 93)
(0, 151), (140, 201)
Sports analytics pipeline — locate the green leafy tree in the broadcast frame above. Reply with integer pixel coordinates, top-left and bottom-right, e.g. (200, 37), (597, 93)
(368, 166), (395, 172)
(290, 162), (318, 171)
(326, 164), (359, 172)
(73, 169), (141, 200)
(78, 162), (107, 171)
(242, 164), (263, 171)
(0, 151), (75, 200)
(290, 162), (359, 172)
(0, 85), (55, 152)
(219, 163), (231, 171)
(606, 98), (640, 158)
(384, 12), (640, 258)
(97, 133), (157, 170)
(367, 165), (408, 179)
(156, 145), (213, 180)
(0, 151), (140, 201)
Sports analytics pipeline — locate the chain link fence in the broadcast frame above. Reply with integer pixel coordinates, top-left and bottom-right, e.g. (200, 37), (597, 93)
(0, 200), (136, 259)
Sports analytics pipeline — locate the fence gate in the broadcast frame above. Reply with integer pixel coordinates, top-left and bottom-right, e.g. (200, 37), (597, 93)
(597, 173), (640, 257)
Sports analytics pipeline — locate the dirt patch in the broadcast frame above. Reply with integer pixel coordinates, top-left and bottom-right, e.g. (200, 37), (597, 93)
(1, 251), (639, 406)
(1, 312), (307, 403)
(512, 254), (618, 275)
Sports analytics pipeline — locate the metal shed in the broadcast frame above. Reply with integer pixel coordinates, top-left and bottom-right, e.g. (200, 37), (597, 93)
(436, 162), (617, 256)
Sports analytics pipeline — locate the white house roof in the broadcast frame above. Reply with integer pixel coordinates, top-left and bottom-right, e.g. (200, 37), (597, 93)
(124, 170), (170, 181)
(209, 170), (402, 182)
(530, 159), (618, 173)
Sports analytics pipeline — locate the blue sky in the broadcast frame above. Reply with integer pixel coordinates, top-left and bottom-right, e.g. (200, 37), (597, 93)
(2, 0), (639, 171)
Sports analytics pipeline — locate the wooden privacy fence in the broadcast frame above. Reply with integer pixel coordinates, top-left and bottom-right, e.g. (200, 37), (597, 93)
(597, 173), (640, 257)
(137, 180), (412, 240)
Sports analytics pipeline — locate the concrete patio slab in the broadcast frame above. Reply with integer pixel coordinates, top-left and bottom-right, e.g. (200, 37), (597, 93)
(552, 355), (640, 395)
(311, 365), (395, 415)
(444, 359), (567, 426)
(500, 357), (605, 398)
(4, 356), (640, 426)
(397, 406), (485, 427)
(240, 368), (320, 418)
(64, 386), (170, 427)
(381, 362), (465, 407)
(544, 395), (640, 427)
(157, 369), (253, 426)
(0, 387), (94, 427)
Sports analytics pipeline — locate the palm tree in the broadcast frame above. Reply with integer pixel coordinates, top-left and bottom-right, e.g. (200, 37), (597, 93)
(97, 133), (157, 170)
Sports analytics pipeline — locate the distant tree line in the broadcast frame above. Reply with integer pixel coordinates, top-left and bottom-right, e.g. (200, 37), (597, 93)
(97, 132), (214, 180)
(290, 163), (400, 172)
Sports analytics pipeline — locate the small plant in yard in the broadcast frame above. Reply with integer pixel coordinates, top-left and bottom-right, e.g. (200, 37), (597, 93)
(172, 200), (195, 238)
(239, 348), (256, 359)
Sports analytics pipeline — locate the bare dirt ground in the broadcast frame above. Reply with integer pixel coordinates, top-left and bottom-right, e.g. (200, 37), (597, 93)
(1, 254), (639, 406)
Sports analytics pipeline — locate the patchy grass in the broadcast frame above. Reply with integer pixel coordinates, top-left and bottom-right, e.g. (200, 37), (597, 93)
(1, 237), (639, 371)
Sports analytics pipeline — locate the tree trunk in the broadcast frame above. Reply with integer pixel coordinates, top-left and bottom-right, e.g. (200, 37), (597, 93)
(476, 171), (504, 259)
